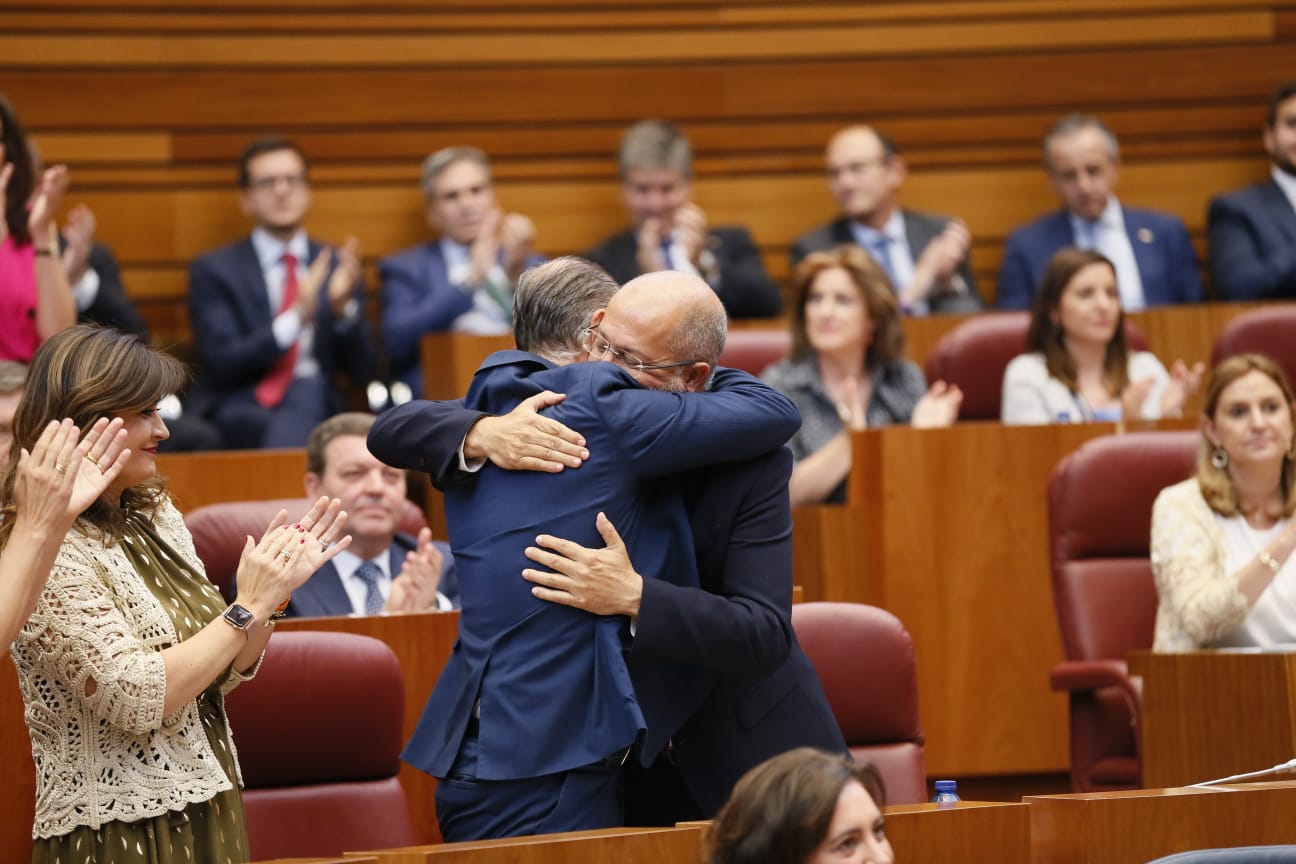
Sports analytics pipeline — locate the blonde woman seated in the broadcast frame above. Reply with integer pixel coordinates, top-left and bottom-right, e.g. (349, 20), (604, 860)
(762, 245), (961, 506)
(705, 747), (893, 864)
(1001, 248), (1202, 425)
(1152, 354), (1296, 651)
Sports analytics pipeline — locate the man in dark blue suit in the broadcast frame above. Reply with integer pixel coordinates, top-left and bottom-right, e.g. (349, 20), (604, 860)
(997, 114), (1202, 310)
(284, 412), (457, 618)
(370, 260), (813, 840)
(372, 263), (845, 836)
(187, 137), (373, 449)
(378, 147), (543, 396)
(1208, 82), (1296, 300)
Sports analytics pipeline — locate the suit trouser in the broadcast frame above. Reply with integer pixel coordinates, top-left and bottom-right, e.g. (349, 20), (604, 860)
(434, 735), (624, 842)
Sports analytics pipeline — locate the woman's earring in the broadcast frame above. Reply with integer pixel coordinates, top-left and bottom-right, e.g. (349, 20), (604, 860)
(1211, 446), (1229, 470)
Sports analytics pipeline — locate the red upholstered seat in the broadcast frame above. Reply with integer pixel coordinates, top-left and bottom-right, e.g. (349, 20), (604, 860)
(925, 314), (1149, 421)
(791, 602), (926, 804)
(1211, 305), (1296, 386)
(718, 329), (791, 377)
(1047, 431), (1197, 791)
(185, 497), (426, 602)
(224, 630), (414, 859)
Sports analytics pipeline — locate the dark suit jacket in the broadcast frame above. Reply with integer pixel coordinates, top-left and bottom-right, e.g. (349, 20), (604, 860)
(282, 533), (458, 618)
(78, 243), (148, 335)
(185, 237), (373, 418)
(790, 212), (982, 314)
(997, 206), (1203, 309)
(378, 242), (543, 395)
(1208, 180), (1296, 300)
(584, 227), (782, 318)
(370, 371), (843, 815)
(636, 447), (846, 815)
(380, 356), (799, 782)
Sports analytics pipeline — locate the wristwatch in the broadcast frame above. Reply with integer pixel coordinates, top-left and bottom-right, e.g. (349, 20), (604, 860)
(222, 603), (256, 635)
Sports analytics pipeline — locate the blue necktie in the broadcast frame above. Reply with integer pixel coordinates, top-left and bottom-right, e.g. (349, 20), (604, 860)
(868, 235), (899, 293)
(660, 238), (675, 271)
(354, 560), (385, 616)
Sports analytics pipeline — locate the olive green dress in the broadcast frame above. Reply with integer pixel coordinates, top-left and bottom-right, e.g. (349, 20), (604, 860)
(32, 512), (251, 864)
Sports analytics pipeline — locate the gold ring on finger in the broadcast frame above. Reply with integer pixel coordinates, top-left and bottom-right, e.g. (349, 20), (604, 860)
(279, 549), (293, 562)
(54, 463), (67, 474)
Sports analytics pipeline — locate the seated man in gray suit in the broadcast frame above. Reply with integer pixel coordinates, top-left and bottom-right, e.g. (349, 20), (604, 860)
(379, 147), (542, 395)
(284, 412), (457, 617)
(791, 125), (981, 315)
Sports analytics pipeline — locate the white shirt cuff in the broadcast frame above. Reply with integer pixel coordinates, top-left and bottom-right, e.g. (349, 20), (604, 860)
(71, 267), (101, 313)
(272, 308), (303, 349)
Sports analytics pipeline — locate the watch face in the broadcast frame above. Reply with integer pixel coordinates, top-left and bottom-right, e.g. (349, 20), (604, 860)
(224, 604), (255, 630)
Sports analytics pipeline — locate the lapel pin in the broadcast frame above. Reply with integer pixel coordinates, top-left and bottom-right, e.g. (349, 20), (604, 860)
(1137, 227), (1154, 244)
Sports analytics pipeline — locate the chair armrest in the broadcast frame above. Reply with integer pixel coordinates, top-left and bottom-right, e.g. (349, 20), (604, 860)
(1050, 658), (1131, 693)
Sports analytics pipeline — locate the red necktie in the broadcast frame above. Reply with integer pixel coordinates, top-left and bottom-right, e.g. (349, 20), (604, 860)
(254, 252), (300, 408)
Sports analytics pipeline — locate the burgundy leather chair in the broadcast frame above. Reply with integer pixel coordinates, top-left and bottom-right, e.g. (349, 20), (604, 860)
(1047, 431), (1197, 791)
(718, 329), (791, 377)
(791, 602), (926, 804)
(224, 630), (414, 859)
(185, 497), (426, 601)
(1211, 305), (1296, 386)
(925, 314), (1148, 421)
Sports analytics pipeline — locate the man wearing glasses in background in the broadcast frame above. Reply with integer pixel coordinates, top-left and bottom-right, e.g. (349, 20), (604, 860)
(369, 258), (826, 841)
(186, 137), (373, 448)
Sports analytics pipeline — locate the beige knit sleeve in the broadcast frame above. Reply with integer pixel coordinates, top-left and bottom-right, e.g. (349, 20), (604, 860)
(1150, 480), (1248, 648)
(23, 541), (167, 736)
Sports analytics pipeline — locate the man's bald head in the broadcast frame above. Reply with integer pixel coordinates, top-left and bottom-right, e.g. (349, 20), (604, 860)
(591, 271), (727, 392)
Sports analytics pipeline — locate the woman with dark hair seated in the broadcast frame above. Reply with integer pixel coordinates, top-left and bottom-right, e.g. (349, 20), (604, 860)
(762, 245), (961, 505)
(1001, 247), (1201, 425)
(706, 748), (894, 864)
(2, 325), (349, 864)
(1153, 353), (1296, 650)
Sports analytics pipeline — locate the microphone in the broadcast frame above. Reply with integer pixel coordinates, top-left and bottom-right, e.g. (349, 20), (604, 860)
(1191, 757), (1296, 787)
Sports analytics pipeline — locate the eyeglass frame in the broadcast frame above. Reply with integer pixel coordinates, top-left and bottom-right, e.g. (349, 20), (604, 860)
(247, 173), (308, 193)
(580, 327), (699, 379)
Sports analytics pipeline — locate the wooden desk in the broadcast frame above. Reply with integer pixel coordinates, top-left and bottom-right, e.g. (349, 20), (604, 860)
(812, 422), (1118, 776)
(420, 332), (512, 400)
(1026, 781), (1296, 864)
(1129, 650), (1296, 789)
(885, 801), (1030, 864)
(158, 448), (307, 510)
(277, 613), (460, 845)
(346, 825), (705, 864)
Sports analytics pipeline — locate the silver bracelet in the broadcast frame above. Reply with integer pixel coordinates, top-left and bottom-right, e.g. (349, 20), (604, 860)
(1258, 550), (1282, 574)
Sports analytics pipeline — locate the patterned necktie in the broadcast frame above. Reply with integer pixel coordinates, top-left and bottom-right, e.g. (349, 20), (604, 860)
(254, 252), (300, 408)
(353, 559), (385, 616)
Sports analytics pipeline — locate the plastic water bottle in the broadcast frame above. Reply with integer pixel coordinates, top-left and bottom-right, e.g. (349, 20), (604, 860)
(932, 779), (961, 807)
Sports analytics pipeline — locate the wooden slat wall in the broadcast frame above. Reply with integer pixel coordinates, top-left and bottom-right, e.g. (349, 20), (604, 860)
(0, 0), (1292, 348)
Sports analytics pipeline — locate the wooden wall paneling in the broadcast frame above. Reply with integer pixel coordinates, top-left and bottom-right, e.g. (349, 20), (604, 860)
(0, 10), (1278, 68)
(0, 662), (36, 864)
